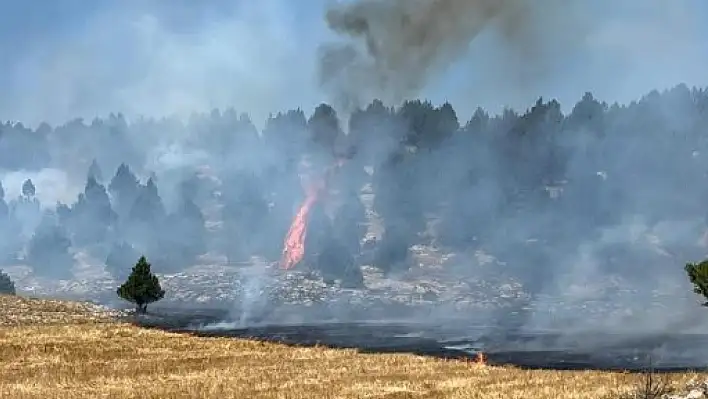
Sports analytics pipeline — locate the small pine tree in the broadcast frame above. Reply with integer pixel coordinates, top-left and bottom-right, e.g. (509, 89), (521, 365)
(685, 260), (708, 306)
(27, 212), (74, 279)
(87, 159), (104, 183)
(109, 163), (140, 218)
(22, 179), (36, 198)
(117, 256), (165, 313)
(0, 270), (15, 295)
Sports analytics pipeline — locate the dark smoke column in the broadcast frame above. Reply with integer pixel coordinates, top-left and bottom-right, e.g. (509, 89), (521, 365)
(319, 0), (513, 116)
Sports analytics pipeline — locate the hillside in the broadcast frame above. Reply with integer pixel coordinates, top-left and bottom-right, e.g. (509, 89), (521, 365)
(0, 294), (706, 399)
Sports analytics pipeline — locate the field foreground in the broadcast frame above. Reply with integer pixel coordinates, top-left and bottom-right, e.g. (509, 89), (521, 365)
(0, 295), (705, 399)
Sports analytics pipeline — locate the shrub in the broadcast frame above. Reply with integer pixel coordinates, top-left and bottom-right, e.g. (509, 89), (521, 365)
(685, 260), (708, 306)
(27, 214), (74, 280)
(0, 270), (15, 295)
(117, 256), (165, 314)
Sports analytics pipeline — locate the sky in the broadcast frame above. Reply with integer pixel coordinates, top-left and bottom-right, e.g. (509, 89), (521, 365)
(1, 0), (708, 127)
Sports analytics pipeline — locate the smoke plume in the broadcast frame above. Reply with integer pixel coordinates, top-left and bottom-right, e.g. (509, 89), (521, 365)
(319, 0), (585, 116)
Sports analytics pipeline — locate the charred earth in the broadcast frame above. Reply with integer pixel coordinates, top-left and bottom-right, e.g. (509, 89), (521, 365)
(130, 304), (708, 372)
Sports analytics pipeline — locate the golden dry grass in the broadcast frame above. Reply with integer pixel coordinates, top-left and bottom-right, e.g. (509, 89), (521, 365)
(0, 294), (704, 399)
(0, 294), (119, 326)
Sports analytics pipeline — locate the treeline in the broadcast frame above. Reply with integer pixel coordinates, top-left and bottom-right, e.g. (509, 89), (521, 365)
(2, 84), (708, 288)
(0, 165), (207, 280)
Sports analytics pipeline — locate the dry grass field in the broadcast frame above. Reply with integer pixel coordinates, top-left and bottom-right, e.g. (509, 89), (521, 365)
(0, 294), (704, 399)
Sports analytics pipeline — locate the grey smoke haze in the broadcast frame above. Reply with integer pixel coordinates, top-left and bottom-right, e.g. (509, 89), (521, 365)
(0, 169), (79, 207)
(1, 1), (707, 126)
(0, 1), (323, 128)
(3, 1), (708, 363)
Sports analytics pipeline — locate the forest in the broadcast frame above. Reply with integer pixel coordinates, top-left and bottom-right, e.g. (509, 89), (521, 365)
(1, 84), (707, 291)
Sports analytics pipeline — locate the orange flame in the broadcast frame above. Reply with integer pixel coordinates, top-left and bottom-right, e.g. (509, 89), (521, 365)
(280, 188), (319, 270)
(279, 159), (345, 270)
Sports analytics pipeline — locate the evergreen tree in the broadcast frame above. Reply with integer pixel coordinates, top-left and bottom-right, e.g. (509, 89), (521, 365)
(11, 187), (42, 240)
(262, 109), (308, 165)
(333, 193), (367, 251)
(686, 260), (708, 306)
(178, 172), (201, 203)
(56, 202), (71, 222)
(308, 103), (342, 161)
(70, 176), (116, 247)
(221, 172), (270, 261)
(124, 177), (166, 255)
(372, 151), (425, 274)
(348, 99), (403, 166)
(27, 211), (73, 279)
(21, 179), (35, 198)
(87, 159), (104, 183)
(108, 163), (140, 218)
(0, 182), (9, 264)
(0, 181), (8, 220)
(151, 195), (207, 273)
(129, 178), (166, 222)
(117, 256), (165, 313)
(0, 270), (15, 295)
(0, 183), (25, 263)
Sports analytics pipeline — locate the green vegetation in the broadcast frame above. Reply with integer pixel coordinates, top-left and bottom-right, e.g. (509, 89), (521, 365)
(117, 256), (165, 313)
(0, 270), (15, 295)
(685, 260), (708, 306)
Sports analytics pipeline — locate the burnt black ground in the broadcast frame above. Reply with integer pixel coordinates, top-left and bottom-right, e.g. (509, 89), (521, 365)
(129, 307), (708, 372)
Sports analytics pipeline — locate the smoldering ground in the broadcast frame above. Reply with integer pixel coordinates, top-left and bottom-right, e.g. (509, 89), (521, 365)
(2, 0), (708, 367)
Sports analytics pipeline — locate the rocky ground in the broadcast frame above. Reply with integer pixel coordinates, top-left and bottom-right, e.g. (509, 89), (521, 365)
(2, 244), (522, 309)
(2, 239), (703, 334)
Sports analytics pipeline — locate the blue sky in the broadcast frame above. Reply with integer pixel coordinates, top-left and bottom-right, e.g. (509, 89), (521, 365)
(1, 0), (708, 126)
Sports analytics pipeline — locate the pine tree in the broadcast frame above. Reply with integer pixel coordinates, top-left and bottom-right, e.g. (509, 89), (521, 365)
(87, 159), (104, 183)
(27, 211), (74, 279)
(308, 103), (342, 160)
(0, 181), (7, 220)
(129, 178), (165, 222)
(70, 176), (116, 247)
(0, 270), (15, 295)
(0, 182), (9, 264)
(125, 178), (166, 257)
(117, 256), (165, 314)
(109, 163), (140, 218)
(22, 179), (36, 198)
(686, 260), (708, 306)
(221, 172), (270, 261)
(151, 196), (206, 273)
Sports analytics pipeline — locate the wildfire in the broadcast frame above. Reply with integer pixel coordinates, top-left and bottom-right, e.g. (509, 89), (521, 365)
(474, 352), (487, 365)
(279, 158), (343, 270)
(280, 187), (320, 270)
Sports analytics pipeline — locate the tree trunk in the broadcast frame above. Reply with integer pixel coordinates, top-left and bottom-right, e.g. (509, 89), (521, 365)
(136, 303), (147, 314)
